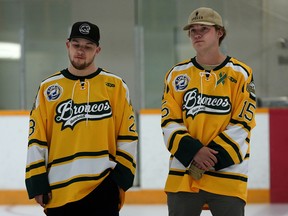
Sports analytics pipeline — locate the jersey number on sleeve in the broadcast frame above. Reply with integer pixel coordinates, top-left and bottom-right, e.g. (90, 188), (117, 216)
(239, 101), (256, 121)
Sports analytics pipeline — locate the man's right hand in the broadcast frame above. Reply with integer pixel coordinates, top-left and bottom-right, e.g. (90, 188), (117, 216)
(35, 193), (51, 207)
(193, 147), (218, 171)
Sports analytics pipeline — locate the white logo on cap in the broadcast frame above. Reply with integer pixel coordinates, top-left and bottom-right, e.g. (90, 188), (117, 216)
(79, 23), (90, 35)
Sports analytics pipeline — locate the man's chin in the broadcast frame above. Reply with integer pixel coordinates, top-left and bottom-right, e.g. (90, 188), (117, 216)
(74, 66), (86, 70)
(72, 62), (87, 70)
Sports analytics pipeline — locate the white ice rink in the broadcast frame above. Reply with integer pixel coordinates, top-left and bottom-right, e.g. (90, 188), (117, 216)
(1, 204), (288, 216)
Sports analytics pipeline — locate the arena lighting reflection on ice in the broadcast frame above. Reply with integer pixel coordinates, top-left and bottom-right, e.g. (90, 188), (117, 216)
(0, 42), (21, 59)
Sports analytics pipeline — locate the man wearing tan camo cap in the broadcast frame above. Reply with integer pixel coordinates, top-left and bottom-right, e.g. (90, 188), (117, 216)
(161, 7), (256, 216)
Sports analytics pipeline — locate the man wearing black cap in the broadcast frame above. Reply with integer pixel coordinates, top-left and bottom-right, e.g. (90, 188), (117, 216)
(25, 21), (138, 216)
(67, 21), (101, 74)
(161, 7), (256, 216)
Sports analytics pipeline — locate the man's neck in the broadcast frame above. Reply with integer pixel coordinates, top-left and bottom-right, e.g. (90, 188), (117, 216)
(196, 45), (226, 65)
(196, 52), (226, 66)
(68, 65), (98, 77)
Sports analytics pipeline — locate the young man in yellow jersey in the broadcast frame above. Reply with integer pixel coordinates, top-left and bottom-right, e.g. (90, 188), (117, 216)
(25, 21), (138, 216)
(161, 7), (256, 216)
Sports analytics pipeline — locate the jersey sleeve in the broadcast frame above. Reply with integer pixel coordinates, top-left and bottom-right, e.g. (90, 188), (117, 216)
(208, 68), (256, 170)
(25, 85), (51, 199)
(161, 71), (203, 167)
(110, 80), (138, 191)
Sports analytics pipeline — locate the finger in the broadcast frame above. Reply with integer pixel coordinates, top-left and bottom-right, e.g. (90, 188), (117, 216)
(203, 160), (213, 169)
(37, 199), (44, 207)
(35, 196), (42, 204)
(209, 154), (218, 164)
(35, 195), (45, 207)
(200, 162), (210, 171)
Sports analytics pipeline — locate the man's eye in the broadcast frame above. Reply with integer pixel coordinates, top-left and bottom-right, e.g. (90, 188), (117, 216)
(72, 44), (80, 48)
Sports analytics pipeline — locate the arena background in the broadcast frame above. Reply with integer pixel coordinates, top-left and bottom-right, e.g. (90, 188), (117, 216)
(0, 0), (288, 206)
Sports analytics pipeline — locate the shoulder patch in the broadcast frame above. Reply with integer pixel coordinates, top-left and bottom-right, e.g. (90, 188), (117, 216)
(173, 74), (190, 91)
(247, 81), (255, 95)
(45, 83), (63, 101)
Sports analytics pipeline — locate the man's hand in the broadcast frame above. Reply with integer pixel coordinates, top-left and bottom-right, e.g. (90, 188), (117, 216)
(193, 146), (218, 171)
(35, 193), (51, 207)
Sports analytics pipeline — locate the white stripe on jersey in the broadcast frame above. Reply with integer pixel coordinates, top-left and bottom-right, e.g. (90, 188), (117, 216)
(117, 140), (137, 159)
(162, 122), (187, 148)
(48, 157), (117, 185)
(225, 124), (249, 159)
(167, 62), (194, 83)
(226, 62), (249, 80)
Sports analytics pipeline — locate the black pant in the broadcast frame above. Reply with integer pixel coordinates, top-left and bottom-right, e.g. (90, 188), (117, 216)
(46, 175), (120, 216)
(167, 190), (245, 216)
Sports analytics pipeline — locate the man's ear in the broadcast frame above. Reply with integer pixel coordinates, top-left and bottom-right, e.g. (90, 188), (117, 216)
(66, 40), (70, 48)
(96, 46), (101, 54)
(217, 29), (224, 38)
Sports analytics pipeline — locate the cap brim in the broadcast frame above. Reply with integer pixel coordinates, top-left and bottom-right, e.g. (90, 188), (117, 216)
(183, 22), (215, 30)
(68, 36), (99, 45)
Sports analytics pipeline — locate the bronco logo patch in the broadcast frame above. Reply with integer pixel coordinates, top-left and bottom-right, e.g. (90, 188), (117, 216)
(55, 99), (112, 130)
(183, 88), (231, 118)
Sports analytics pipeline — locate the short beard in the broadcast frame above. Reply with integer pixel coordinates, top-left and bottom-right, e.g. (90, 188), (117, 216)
(71, 59), (93, 70)
(68, 52), (95, 70)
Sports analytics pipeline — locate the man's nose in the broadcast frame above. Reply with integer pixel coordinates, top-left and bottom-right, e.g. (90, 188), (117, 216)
(76, 46), (85, 53)
(193, 33), (202, 39)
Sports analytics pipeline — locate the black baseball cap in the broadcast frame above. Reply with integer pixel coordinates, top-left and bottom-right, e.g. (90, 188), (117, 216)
(68, 21), (100, 45)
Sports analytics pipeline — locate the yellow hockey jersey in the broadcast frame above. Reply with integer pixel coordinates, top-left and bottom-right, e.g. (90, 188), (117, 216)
(25, 68), (138, 208)
(161, 56), (256, 202)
